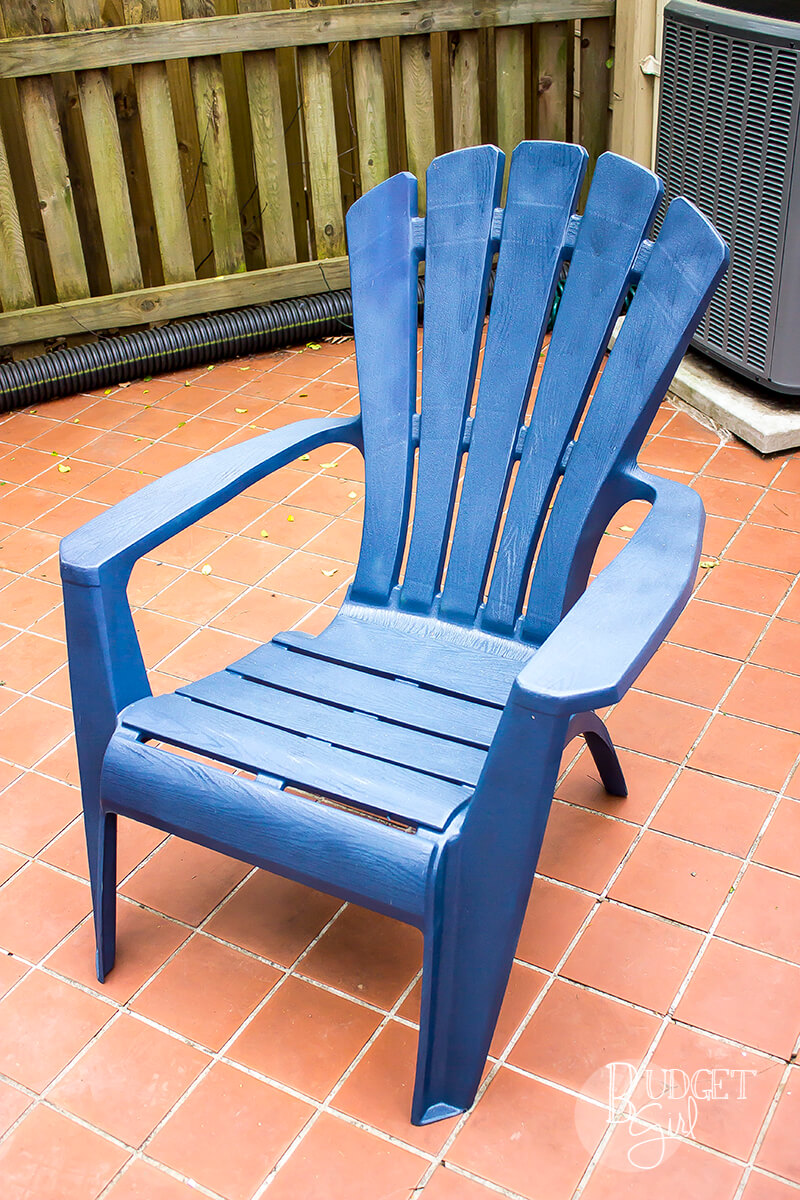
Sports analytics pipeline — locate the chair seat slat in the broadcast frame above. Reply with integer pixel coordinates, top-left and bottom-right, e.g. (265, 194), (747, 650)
(229, 641), (501, 748)
(275, 611), (532, 706)
(118, 693), (470, 831)
(178, 671), (486, 785)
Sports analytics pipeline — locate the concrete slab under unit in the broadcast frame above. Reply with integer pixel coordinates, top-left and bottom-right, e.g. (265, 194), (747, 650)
(667, 350), (800, 455)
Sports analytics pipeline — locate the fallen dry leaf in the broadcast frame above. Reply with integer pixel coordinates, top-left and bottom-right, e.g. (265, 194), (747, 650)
(321, 568), (338, 577)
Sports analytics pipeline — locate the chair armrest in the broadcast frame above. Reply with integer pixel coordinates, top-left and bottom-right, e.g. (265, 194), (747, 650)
(60, 414), (362, 752)
(60, 415), (361, 588)
(511, 468), (704, 717)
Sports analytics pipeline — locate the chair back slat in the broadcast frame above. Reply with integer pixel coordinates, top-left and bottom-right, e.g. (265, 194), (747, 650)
(483, 152), (663, 636)
(438, 141), (586, 625)
(347, 172), (421, 606)
(399, 146), (504, 614)
(523, 197), (728, 642)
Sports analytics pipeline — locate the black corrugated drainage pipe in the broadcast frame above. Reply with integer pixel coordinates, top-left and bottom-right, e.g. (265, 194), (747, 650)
(0, 268), (524, 414)
(0, 284), (382, 413)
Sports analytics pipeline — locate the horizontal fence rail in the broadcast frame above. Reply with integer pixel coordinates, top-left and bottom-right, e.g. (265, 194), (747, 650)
(0, 0), (614, 348)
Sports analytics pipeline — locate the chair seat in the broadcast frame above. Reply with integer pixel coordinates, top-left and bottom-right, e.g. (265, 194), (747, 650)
(111, 611), (533, 832)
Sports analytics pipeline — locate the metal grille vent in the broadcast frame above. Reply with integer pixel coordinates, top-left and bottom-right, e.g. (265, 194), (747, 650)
(655, 13), (799, 375)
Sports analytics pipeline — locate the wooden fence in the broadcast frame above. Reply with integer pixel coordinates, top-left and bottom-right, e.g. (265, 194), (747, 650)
(0, 0), (614, 350)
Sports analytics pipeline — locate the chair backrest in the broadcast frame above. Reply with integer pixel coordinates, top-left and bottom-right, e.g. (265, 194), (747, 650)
(345, 142), (728, 643)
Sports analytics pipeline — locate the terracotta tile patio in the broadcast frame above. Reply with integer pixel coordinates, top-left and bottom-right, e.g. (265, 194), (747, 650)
(0, 338), (798, 1199)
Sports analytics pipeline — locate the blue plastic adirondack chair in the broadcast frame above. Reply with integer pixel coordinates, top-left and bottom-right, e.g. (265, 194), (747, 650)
(60, 142), (727, 1125)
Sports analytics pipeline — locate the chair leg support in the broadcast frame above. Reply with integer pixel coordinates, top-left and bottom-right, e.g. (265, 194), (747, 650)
(84, 806), (118, 982)
(567, 711), (628, 797)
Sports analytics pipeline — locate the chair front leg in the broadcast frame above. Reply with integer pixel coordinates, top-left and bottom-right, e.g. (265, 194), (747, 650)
(412, 703), (569, 1124)
(63, 574), (150, 981)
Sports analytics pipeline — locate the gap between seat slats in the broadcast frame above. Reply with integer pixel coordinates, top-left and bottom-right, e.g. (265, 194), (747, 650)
(118, 694), (472, 832)
(228, 643), (501, 749)
(177, 673), (485, 787)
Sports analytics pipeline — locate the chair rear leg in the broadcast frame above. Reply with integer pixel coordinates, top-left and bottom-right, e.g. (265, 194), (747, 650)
(568, 711), (627, 797)
(83, 805), (117, 982)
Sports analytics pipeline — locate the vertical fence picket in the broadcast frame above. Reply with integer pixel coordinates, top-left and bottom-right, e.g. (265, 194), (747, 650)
(123, 0), (195, 284)
(215, 0), (264, 270)
(495, 26), (526, 185)
(345, 0), (390, 194)
(62, 0), (142, 292)
(293, 0), (345, 258)
(537, 20), (570, 141)
(450, 29), (481, 150)
(156, 0), (213, 276)
(239, 0), (297, 266)
(579, 16), (612, 202)
(400, 34), (435, 210)
(2, 0), (90, 301)
(182, 0), (246, 275)
(0, 115), (34, 309)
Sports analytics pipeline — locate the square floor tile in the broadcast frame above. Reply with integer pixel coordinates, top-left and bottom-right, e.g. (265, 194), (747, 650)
(266, 1111), (427, 1200)
(608, 830), (740, 930)
(516, 877), (596, 971)
(562, 903), (703, 1011)
(299, 904), (422, 1009)
(204, 870), (341, 965)
(449, 1067), (607, 1200)
(228, 975), (380, 1100)
(0, 861), (90, 961)
(676, 939), (800, 1057)
(50, 1013), (210, 1146)
(132, 932), (280, 1050)
(631, 1022), (782, 1159)
(607, 691), (709, 764)
(724, 664), (800, 734)
(688, 715), (799, 791)
(508, 978), (660, 1101)
(148, 1060), (313, 1200)
(538, 802), (638, 893)
(0, 1106), (128, 1200)
(651, 770), (774, 857)
(0, 970), (113, 1091)
(120, 838), (250, 926)
(717, 863), (800, 965)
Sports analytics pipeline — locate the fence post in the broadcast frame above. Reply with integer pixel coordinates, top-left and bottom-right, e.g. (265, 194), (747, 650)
(610, 0), (658, 167)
